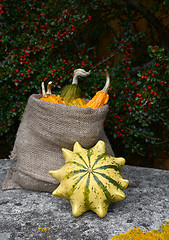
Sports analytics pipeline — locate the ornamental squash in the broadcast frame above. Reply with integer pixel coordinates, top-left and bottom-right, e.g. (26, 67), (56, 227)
(49, 140), (129, 218)
(85, 69), (110, 109)
(40, 81), (66, 104)
(61, 68), (91, 103)
(68, 98), (88, 107)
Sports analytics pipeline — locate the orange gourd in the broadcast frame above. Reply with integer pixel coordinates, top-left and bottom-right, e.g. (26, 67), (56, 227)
(40, 81), (66, 104)
(85, 69), (110, 109)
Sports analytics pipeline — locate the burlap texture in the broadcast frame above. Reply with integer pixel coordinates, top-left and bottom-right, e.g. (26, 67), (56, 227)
(2, 94), (114, 192)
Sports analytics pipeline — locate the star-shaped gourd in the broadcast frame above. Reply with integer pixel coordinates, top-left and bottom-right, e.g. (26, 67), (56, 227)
(49, 141), (129, 218)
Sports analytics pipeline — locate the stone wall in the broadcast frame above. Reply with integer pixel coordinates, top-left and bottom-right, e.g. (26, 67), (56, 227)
(0, 159), (169, 239)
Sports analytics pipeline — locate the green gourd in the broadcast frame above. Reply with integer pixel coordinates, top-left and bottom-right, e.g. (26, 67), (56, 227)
(49, 140), (129, 218)
(60, 69), (90, 103)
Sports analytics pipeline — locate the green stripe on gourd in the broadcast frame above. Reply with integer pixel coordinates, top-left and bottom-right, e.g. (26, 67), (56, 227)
(93, 171), (124, 190)
(75, 153), (89, 168)
(84, 173), (91, 208)
(60, 68), (91, 103)
(94, 164), (119, 172)
(66, 161), (87, 170)
(49, 140), (129, 218)
(72, 172), (88, 190)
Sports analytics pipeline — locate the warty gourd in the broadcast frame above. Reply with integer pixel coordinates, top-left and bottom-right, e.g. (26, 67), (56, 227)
(85, 69), (110, 109)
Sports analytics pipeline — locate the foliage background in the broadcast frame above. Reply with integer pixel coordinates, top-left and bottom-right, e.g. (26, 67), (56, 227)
(0, 0), (169, 168)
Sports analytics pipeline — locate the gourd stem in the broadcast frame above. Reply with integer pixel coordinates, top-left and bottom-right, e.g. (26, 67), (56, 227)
(72, 69), (91, 85)
(46, 81), (52, 95)
(41, 82), (46, 96)
(101, 69), (110, 93)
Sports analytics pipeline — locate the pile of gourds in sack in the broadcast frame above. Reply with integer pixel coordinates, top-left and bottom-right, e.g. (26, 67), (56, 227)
(40, 69), (110, 109)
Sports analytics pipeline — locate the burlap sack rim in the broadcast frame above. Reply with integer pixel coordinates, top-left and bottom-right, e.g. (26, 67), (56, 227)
(32, 94), (109, 115)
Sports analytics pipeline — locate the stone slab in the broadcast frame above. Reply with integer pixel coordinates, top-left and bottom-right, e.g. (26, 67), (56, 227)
(0, 158), (169, 240)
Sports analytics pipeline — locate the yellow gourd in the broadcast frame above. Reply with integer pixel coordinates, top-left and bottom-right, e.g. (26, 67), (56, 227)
(40, 81), (66, 104)
(85, 69), (110, 109)
(68, 98), (88, 107)
(49, 140), (129, 218)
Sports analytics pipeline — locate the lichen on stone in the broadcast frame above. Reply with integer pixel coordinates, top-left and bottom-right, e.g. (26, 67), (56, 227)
(111, 219), (169, 240)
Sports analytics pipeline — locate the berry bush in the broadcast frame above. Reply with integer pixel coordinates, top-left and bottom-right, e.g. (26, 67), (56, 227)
(106, 45), (169, 166)
(0, 0), (169, 167)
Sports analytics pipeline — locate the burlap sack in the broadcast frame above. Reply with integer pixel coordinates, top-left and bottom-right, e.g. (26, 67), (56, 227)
(2, 94), (114, 192)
